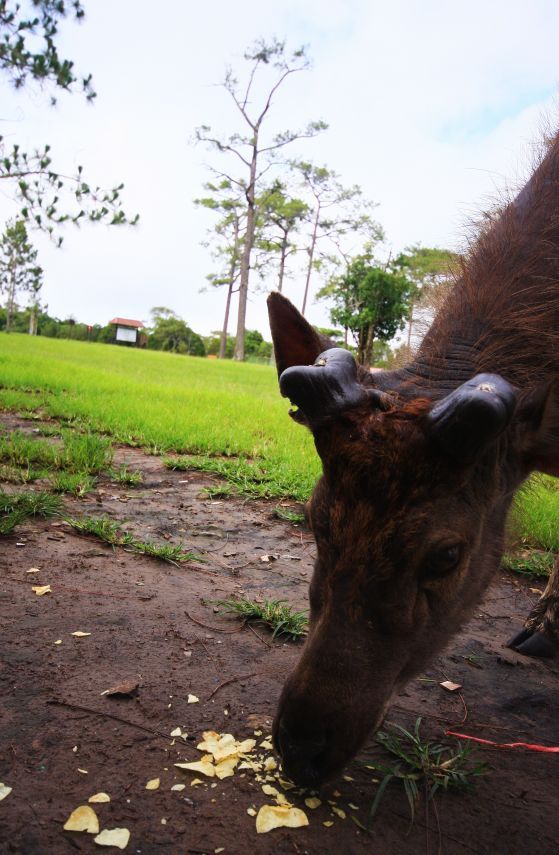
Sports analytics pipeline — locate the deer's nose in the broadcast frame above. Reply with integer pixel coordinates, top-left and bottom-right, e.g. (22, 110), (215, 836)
(274, 717), (328, 786)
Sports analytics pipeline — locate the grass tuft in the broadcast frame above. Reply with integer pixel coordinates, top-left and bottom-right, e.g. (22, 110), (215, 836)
(215, 597), (308, 641)
(109, 464), (143, 486)
(502, 550), (555, 578)
(274, 504), (305, 523)
(66, 514), (200, 564)
(0, 490), (64, 534)
(356, 718), (487, 829)
(49, 471), (96, 497)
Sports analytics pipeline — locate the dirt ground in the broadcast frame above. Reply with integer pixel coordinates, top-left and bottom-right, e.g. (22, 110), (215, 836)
(1, 415), (558, 855)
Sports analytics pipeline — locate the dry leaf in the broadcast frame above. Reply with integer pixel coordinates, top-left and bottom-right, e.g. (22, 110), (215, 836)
(88, 793), (111, 804)
(256, 805), (309, 834)
(145, 778), (160, 790)
(187, 694), (199, 704)
(71, 631), (91, 638)
(63, 805), (100, 834)
(440, 680), (462, 692)
(101, 680), (139, 698)
(94, 828), (130, 849)
(0, 783), (12, 801)
(32, 585), (51, 596)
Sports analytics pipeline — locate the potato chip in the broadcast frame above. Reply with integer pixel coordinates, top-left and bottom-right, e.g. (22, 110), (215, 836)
(170, 727), (182, 737)
(259, 739), (273, 750)
(256, 805), (309, 834)
(190, 778), (204, 787)
(263, 757), (277, 771)
(187, 694), (199, 704)
(174, 760), (215, 778)
(71, 631), (91, 638)
(88, 793), (111, 804)
(63, 805), (100, 834)
(331, 806), (346, 819)
(145, 778), (160, 790)
(215, 756), (239, 779)
(304, 797), (321, 809)
(0, 783), (12, 801)
(247, 807), (257, 817)
(32, 585), (51, 596)
(94, 828), (130, 849)
(171, 784), (186, 791)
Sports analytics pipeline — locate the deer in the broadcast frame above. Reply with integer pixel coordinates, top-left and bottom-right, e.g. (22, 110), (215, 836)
(267, 134), (559, 788)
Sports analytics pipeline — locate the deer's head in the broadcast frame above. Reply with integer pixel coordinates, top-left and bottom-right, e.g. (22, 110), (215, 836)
(268, 293), (558, 786)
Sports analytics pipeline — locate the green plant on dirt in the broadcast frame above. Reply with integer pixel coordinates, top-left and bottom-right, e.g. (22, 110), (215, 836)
(201, 484), (237, 499)
(215, 597), (308, 641)
(274, 505), (305, 523)
(109, 464), (143, 486)
(508, 475), (559, 552)
(0, 430), (57, 469)
(49, 471), (96, 497)
(502, 550), (555, 578)
(0, 490), (63, 534)
(356, 718), (487, 829)
(66, 514), (200, 564)
(165, 455), (306, 500)
(60, 431), (113, 474)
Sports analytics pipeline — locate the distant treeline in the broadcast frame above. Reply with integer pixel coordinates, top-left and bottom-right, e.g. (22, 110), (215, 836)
(0, 306), (274, 361)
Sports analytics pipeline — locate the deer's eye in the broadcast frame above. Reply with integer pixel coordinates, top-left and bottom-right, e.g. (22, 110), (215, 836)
(423, 543), (463, 579)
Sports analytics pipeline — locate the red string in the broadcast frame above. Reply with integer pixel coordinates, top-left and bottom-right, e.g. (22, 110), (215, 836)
(445, 730), (559, 754)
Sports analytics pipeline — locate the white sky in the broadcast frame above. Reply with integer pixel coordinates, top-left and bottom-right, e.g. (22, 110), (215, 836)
(1, 0), (558, 339)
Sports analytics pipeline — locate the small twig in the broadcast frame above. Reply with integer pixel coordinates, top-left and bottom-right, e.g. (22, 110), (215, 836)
(458, 691), (468, 725)
(185, 609), (242, 634)
(207, 671), (260, 701)
(47, 698), (170, 740)
(246, 622), (272, 648)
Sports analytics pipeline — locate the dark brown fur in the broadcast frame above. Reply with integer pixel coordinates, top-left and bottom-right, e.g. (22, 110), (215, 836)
(268, 133), (559, 787)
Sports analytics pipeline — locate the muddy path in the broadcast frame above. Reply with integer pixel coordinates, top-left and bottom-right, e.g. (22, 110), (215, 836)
(1, 416), (558, 854)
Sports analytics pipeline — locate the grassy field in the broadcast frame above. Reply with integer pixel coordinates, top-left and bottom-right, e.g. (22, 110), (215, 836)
(0, 332), (557, 568)
(0, 332), (320, 500)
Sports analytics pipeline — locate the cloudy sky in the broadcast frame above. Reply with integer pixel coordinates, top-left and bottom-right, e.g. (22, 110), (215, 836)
(1, 0), (558, 338)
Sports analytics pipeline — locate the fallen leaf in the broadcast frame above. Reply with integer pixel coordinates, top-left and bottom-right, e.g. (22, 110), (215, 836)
(187, 694), (199, 704)
(89, 793), (111, 804)
(71, 631), (91, 638)
(0, 783), (12, 801)
(94, 828), (130, 849)
(63, 805), (100, 834)
(256, 805), (309, 833)
(101, 680), (139, 698)
(440, 680), (462, 692)
(32, 585), (51, 596)
(145, 778), (160, 790)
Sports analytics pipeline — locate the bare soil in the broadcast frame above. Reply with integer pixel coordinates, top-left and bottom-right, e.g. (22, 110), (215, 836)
(1, 415), (558, 855)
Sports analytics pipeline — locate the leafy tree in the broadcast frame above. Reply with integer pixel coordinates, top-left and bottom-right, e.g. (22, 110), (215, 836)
(148, 307), (205, 356)
(393, 245), (459, 348)
(256, 179), (307, 293)
(0, 1), (137, 243)
(195, 37), (326, 360)
(0, 218), (43, 330)
(292, 161), (383, 315)
(195, 179), (246, 359)
(320, 254), (413, 366)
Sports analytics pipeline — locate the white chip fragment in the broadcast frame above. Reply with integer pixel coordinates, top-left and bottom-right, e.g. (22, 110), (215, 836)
(88, 793), (111, 803)
(0, 783), (12, 801)
(256, 804), (309, 833)
(171, 784), (186, 791)
(71, 631), (91, 638)
(94, 828), (130, 848)
(187, 694), (199, 704)
(145, 778), (160, 790)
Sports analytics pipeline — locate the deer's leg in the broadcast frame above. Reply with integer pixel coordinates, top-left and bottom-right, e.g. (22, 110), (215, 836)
(507, 555), (559, 657)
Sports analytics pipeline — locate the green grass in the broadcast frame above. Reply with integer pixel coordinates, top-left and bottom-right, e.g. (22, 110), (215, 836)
(508, 475), (559, 552)
(109, 464), (143, 486)
(0, 334), (319, 499)
(356, 718), (487, 828)
(215, 597), (308, 640)
(66, 514), (200, 564)
(0, 490), (64, 533)
(502, 550), (555, 578)
(49, 471), (96, 497)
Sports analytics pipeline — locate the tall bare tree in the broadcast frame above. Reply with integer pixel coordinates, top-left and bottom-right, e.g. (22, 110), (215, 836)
(195, 38), (326, 360)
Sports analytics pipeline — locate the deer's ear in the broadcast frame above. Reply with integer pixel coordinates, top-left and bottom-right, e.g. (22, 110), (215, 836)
(516, 379), (559, 477)
(267, 292), (333, 378)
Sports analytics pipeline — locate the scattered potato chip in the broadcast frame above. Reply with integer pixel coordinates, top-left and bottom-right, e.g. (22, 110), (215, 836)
(215, 756), (239, 779)
(187, 694), (199, 704)
(54, 640), (62, 645)
(263, 757), (277, 772)
(170, 727), (182, 737)
(331, 806), (346, 819)
(259, 739), (273, 750)
(215, 849), (224, 854)
(278, 778), (295, 790)
(89, 793), (111, 804)
(32, 585), (51, 596)
(304, 797), (321, 809)
(440, 680), (462, 692)
(160, 818), (167, 825)
(145, 778), (160, 790)
(348, 803), (359, 810)
(256, 805), (309, 834)
(77, 769), (88, 774)
(174, 760), (215, 778)
(190, 778), (204, 787)
(323, 821), (334, 827)
(93, 827), (130, 849)
(171, 784), (186, 791)
(343, 775), (354, 782)
(71, 631), (91, 638)
(63, 805), (100, 834)
(0, 783), (12, 801)
(247, 807), (257, 817)
(72, 746), (78, 753)
(26, 568), (40, 573)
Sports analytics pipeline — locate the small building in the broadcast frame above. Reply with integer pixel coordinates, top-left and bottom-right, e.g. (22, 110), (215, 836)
(108, 317), (147, 347)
